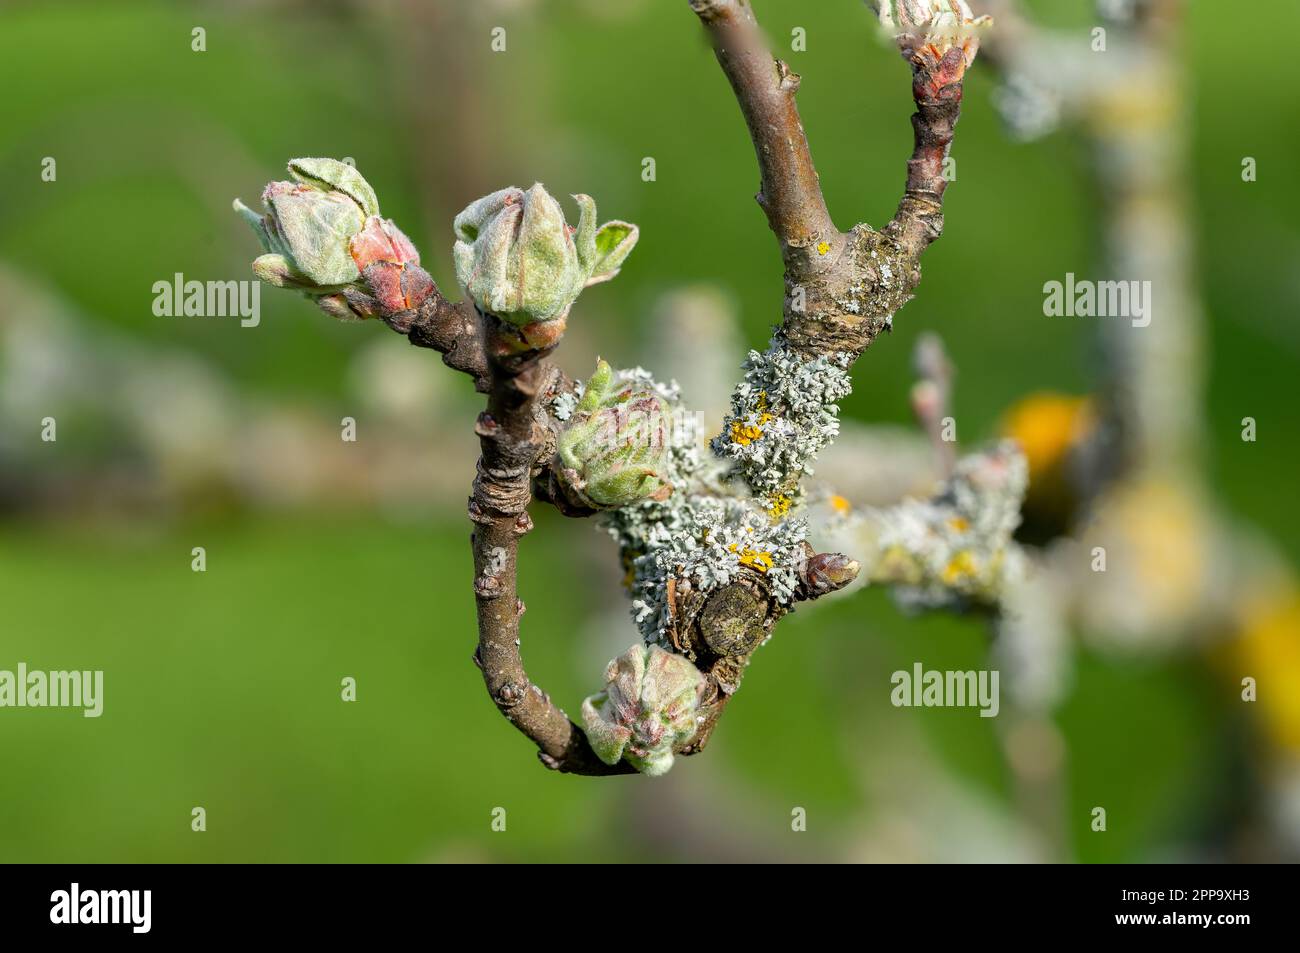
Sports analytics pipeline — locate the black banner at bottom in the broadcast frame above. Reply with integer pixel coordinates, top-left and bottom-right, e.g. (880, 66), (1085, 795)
(0, 863), (1283, 939)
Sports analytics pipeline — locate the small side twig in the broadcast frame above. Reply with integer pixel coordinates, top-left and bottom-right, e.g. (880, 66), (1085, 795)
(884, 46), (967, 258)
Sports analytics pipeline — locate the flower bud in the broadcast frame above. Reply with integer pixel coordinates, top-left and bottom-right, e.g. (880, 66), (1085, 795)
(581, 643), (705, 776)
(875, 0), (991, 70)
(452, 184), (638, 326)
(556, 359), (673, 508)
(800, 550), (862, 596)
(235, 157), (431, 319)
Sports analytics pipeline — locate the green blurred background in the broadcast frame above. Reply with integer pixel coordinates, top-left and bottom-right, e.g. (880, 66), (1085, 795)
(0, 0), (1297, 863)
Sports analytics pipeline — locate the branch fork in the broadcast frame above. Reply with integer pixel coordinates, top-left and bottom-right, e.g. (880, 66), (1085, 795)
(235, 0), (987, 776)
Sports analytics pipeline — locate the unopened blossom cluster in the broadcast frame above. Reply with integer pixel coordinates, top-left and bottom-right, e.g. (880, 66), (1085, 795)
(234, 158), (433, 321)
(874, 0), (992, 69)
(829, 441), (1028, 611)
(554, 359), (677, 508)
(452, 184), (638, 336)
(581, 643), (706, 777)
(712, 339), (854, 513)
(595, 368), (709, 554)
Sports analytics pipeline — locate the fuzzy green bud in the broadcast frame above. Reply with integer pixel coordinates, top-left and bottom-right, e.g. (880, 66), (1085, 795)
(581, 643), (705, 776)
(556, 359), (673, 508)
(452, 184), (638, 326)
(235, 157), (431, 319)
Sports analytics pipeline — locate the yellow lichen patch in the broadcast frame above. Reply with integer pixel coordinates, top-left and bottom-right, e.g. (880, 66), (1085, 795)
(729, 398), (775, 446)
(829, 494), (852, 515)
(730, 420), (764, 446)
(942, 550), (979, 585)
(999, 392), (1093, 485)
(767, 493), (794, 519)
(947, 516), (970, 533)
(729, 543), (774, 573)
(817, 241), (831, 255)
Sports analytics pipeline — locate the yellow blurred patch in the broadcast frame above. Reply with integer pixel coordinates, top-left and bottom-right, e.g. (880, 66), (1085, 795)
(942, 550), (978, 585)
(1000, 392), (1093, 485)
(1233, 591), (1300, 753)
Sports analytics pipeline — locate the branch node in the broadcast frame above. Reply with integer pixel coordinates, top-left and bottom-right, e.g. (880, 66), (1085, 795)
(495, 681), (529, 708)
(538, 751), (562, 771)
(474, 412), (500, 439)
(467, 498), (494, 525)
(776, 60), (801, 92)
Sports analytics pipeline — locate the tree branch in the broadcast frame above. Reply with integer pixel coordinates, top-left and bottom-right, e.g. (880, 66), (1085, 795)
(377, 279), (491, 392)
(468, 320), (635, 776)
(690, 0), (984, 367)
(688, 0), (842, 268)
(359, 267), (623, 772)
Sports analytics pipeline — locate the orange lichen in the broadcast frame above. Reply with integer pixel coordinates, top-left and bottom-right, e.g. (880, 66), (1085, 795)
(729, 543), (774, 573)
(767, 493), (794, 519)
(730, 420), (764, 446)
(729, 391), (776, 447)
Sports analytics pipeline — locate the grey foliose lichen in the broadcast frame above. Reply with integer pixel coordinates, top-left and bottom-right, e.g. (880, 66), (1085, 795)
(627, 496), (810, 644)
(711, 338), (854, 514)
(827, 440), (1028, 611)
(584, 365), (814, 646)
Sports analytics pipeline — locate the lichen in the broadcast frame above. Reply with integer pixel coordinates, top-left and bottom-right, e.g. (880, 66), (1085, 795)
(625, 495), (810, 645)
(592, 365), (816, 647)
(827, 441), (1028, 611)
(711, 338), (854, 506)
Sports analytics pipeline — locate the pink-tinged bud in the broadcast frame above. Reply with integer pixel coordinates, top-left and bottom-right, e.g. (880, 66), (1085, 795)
(235, 157), (431, 320)
(581, 643), (705, 776)
(800, 551), (861, 595)
(349, 215), (420, 270)
(875, 0), (991, 74)
(556, 359), (674, 508)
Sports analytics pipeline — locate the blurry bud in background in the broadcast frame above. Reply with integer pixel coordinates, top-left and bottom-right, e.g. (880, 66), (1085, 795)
(645, 285), (743, 431)
(1000, 392), (1096, 540)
